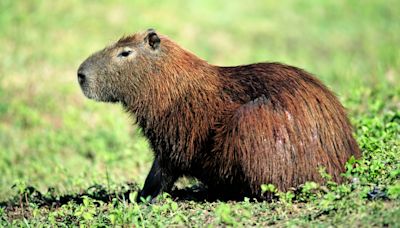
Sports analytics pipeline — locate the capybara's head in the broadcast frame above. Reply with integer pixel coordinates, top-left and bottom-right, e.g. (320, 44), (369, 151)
(77, 29), (166, 103)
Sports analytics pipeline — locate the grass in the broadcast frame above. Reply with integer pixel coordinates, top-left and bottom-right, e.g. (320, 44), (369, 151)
(0, 0), (399, 226)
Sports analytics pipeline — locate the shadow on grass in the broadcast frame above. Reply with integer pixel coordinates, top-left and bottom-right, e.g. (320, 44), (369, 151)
(0, 183), (215, 211)
(0, 181), (389, 218)
(0, 183), (140, 209)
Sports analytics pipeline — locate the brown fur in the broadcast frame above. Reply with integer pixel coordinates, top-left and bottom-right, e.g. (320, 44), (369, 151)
(78, 29), (361, 200)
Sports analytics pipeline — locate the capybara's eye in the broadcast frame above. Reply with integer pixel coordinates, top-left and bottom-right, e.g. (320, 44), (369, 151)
(118, 50), (132, 58)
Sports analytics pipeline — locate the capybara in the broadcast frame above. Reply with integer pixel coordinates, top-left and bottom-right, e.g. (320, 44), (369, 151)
(77, 29), (361, 201)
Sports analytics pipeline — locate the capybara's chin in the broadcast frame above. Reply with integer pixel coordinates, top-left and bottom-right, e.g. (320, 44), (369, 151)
(78, 86), (99, 101)
(78, 29), (361, 202)
(88, 92), (120, 103)
(80, 87), (119, 103)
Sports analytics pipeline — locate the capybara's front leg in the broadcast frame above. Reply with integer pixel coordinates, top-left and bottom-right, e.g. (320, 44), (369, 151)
(137, 158), (177, 202)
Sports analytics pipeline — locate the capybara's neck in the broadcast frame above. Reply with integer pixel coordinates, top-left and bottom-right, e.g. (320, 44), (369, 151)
(124, 38), (234, 162)
(127, 38), (227, 118)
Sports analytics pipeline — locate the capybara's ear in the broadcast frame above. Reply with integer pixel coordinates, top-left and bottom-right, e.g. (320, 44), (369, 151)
(145, 29), (160, 50)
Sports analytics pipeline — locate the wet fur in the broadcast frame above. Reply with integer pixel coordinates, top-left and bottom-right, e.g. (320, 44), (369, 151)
(79, 31), (361, 200)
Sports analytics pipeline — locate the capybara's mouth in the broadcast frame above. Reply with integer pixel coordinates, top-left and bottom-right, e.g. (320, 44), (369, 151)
(78, 83), (91, 98)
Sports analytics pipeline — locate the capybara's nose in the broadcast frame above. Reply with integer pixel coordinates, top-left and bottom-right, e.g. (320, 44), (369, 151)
(77, 72), (86, 84)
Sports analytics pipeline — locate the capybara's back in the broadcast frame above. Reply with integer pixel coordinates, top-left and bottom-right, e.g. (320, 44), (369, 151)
(77, 29), (361, 201)
(205, 63), (361, 198)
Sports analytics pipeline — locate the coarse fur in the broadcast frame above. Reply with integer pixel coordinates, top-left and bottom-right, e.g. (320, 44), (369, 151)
(77, 29), (361, 201)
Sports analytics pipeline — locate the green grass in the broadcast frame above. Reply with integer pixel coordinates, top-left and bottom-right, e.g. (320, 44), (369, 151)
(1, 0), (399, 226)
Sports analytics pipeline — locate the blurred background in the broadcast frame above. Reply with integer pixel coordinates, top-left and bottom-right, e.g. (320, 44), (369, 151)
(0, 0), (399, 201)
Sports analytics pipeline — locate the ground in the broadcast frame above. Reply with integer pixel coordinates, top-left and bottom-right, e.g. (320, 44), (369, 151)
(0, 0), (399, 227)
